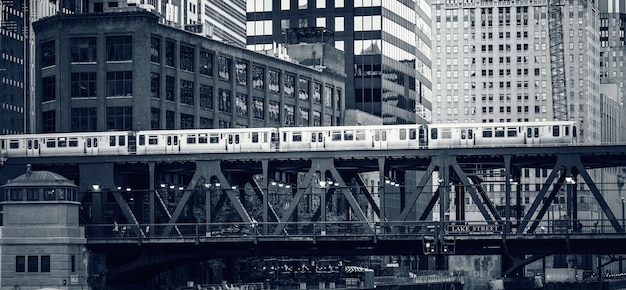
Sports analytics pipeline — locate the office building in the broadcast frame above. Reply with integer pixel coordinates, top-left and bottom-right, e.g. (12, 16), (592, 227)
(32, 9), (345, 132)
(246, 0), (433, 125)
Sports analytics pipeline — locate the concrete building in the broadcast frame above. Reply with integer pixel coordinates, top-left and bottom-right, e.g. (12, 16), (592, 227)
(246, 0), (433, 125)
(0, 165), (87, 289)
(31, 9), (345, 132)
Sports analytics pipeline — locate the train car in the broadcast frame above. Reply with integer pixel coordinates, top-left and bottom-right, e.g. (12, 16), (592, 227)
(0, 131), (134, 158)
(135, 127), (278, 155)
(277, 124), (428, 151)
(428, 121), (577, 148)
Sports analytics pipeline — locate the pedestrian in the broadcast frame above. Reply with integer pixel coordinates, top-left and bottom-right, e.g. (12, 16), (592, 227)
(113, 221), (119, 236)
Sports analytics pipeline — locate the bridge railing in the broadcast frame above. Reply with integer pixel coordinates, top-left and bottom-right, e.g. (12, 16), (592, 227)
(84, 218), (624, 242)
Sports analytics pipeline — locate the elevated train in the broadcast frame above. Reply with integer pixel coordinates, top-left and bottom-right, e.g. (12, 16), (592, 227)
(0, 121), (577, 158)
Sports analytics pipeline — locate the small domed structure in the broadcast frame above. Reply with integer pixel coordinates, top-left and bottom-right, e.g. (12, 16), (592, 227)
(1, 164), (77, 202)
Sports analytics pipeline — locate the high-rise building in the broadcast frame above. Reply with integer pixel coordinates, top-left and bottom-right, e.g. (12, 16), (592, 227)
(431, 0), (600, 145)
(246, 0), (433, 125)
(0, 0), (27, 134)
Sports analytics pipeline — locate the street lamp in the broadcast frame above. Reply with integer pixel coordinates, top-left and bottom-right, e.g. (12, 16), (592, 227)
(621, 197), (624, 230)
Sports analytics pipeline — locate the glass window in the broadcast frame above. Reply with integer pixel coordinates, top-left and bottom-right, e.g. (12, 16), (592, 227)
(27, 188), (39, 200)
(41, 40), (55, 67)
(235, 93), (248, 117)
(284, 104), (295, 125)
(281, 0), (290, 10)
(71, 72), (97, 98)
(269, 101), (280, 123)
(180, 79), (194, 105)
(10, 188), (22, 201)
(42, 110), (56, 133)
(150, 37), (160, 63)
(252, 66), (264, 90)
(298, 0), (307, 9)
(180, 113), (194, 129)
(335, 0), (344, 7)
(199, 50), (212, 76)
(316, 0), (325, 8)
(313, 83), (322, 104)
(42, 76), (56, 102)
(235, 61), (247, 86)
(28, 256), (39, 272)
(218, 56), (231, 80)
(180, 45), (194, 72)
(284, 74), (295, 98)
(199, 84), (213, 110)
(165, 41), (175, 67)
(151, 107), (160, 129)
(150, 73), (160, 99)
(298, 107), (309, 126)
(71, 108), (97, 132)
(16, 256), (25, 272)
(71, 37), (97, 63)
(165, 76), (175, 101)
(335, 17), (344, 31)
(106, 107), (133, 131)
(269, 70), (280, 93)
(218, 89), (231, 113)
(106, 71), (133, 97)
(298, 78), (309, 101)
(253, 97), (264, 119)
(106, 35), (132, 61)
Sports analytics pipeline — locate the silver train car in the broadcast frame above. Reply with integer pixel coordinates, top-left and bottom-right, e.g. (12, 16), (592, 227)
(0, 121), (577, 158)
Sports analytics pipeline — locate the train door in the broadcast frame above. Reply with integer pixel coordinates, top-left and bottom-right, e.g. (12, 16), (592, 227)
(526, 127), (540, 145)
(459, 128), (475, 146)
(26, 138), (41, 157)
(372, 129), (388, 150)
(310, 131), (325, 150)
(84, 137), (99, 155)
(165, 135), (180, 153)
(226, 133), (241, 152)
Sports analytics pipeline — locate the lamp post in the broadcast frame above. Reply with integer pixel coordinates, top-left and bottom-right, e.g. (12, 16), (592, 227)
(622, 197), (624, 230)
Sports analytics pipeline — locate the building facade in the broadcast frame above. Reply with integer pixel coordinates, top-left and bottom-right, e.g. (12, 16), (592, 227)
(32, 9), (345, 133)
(431, 0), (600, 144)
(246, 0), (433, 125)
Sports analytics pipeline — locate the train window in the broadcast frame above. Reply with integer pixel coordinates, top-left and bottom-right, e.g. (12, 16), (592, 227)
(534, 128), (539, 138)
(119, 136), (125, 146)
(58, 137), (67, 147)
(252, 132), (259, 143)
(409, 129), (416, 140)
(234, 135), (239, 144)
(34, 140), (39, 149)
(139, 135), (145, 146)
(564, 126), (569, 136)
(292, 132), (302, 142)
(431, 128), (438, 140)
(483, 130), (493, 138)
(87, 138), (92, 148)
(399, 129), (406, 140)
(110, 136), (116, 146)
(552, 125), (560, 137)
(344, 131), (354, 141)
(461, 129), (466, 140)
(93, 138), (98, 147)
(573, 126), (577, 137)
(381, 131), (386, 141)
(46, 138), (56, 148)
(209, 134), (219, 143)
(356, 130), (366, 140)
(318, 132), (323, 142)
(311, 133), (317, 143)
(468, 129), (473, 139)
(495, 128), (505, 138)
(507, 128), (517, 137)
(441, 129), (452, 139)
(199, 134), (208, 144)
(9, 140), (19, 149)
(187, 135), (197, 144)
(69, 138), (78, 147)
(228, 135), (233, 144)
(374, 131), (380, 141)
(148, 136), (158, 145)
(526, 128), (532, 138)
(167, 136), (172, 145)
(332, 131), (342, 141)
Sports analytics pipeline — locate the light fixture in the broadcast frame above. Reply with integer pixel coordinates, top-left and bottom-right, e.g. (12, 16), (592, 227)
(319, 180), (327, 187)
(385, 179), (391, 184)
(271, 181), (277, 186)
(285, 184), (291, 189)
(126, 187), (132, 192)
(91, 184), (100, 191)
(565, 176), (576, 185)
(215, 182), (221, 187)
(178, 186), (184, 191)
(160, 183), (166, 188)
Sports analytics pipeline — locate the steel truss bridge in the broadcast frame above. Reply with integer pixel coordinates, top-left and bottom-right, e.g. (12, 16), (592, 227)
(2, 145), (626, 282)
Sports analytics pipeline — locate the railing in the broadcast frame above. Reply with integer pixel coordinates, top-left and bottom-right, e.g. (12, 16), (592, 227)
(84, 218), (626, 242)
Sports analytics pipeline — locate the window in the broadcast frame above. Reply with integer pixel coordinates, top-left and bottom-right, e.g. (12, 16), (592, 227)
(252, 66), (264, 90)
(41, 40), (55, 67)
(199, 84), (213, 110)
(41, 256), (50, 272)
(42, 110), (56, 133)
(253, 97), (264, 119)
(106, 35), (132, 61)
(71, 72), (97, 98)
(106, 71), (132, 97)
(269, 70), (280, 93)
(218, 89), (231, 112)
(218, 56), (231, 80)
(235, 93), (248, 117)
(71, 37), (97, 62)
(150, 73), (160, 99)
(235, 61), (247, 86)
(165, 76), (175, 101)
(313, 83), (321, 104)
(284, 104), (295, 125)
(269, 101), (280, 123)
(71, 108), (97, 132)
(27, 188), (39, 201)
(151, 107), (160, 129)
(298, 77), (309, 100)
(284, 74), (295, 98)
(106, 106), (133, 131)
(42, 76), (56, 102)
(180, 113), (194, 129)
(199, 50), (212, 76)
(298, 107), (309, 126)
(179, 45), (194, 72)
(166, 110), (174, 129)
(28, 256), (38, 272)
(165, 41), (175, 67)
(150, 37), (160, 63)
(180, 79), (194, 105)
(16, 256), (25, 272)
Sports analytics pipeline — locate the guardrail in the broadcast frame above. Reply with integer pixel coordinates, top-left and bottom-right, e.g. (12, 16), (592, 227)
(84, 218), (624, 242)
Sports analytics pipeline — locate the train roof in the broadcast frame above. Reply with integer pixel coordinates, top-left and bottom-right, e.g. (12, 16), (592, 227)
(277, 124), (425, 132)
(135, 127), (278, 135)
(1, 131), (133, 139)
(427, 121), (576, 129)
